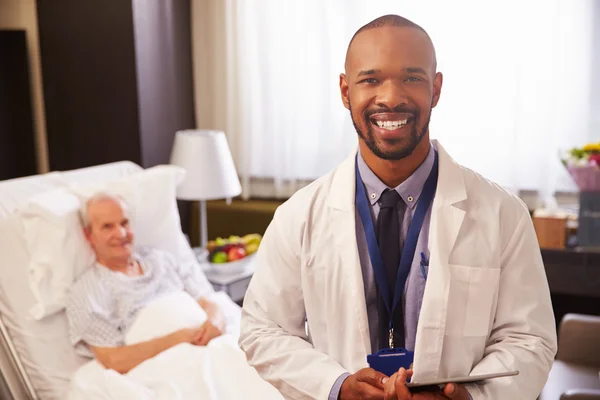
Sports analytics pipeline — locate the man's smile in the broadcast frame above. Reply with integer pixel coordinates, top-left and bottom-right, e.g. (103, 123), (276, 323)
(369, 112), (415, 138)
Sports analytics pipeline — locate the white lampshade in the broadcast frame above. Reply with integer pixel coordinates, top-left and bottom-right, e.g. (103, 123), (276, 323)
(169, 130), (242, 201)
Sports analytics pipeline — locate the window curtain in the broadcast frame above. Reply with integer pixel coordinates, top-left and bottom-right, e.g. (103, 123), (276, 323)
(191, 0), (598, 200)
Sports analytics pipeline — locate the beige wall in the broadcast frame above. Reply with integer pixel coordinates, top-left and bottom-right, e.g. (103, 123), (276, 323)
(0, 0), (49, 173)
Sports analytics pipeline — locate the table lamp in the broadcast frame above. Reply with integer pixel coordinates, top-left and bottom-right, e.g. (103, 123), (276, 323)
(170, 130), (242, 248)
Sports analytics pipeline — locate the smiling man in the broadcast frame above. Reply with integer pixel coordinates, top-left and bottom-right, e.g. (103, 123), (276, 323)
(341, 16), (440, 188)
(240, 15), (556, 400)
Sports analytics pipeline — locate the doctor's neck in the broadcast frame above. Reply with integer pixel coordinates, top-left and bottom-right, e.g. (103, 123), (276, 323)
(359, 134), (431, 188)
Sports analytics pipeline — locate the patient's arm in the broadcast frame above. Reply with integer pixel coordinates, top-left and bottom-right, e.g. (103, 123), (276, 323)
(90, 327), (203, 374)
(196, 296), (226, 344)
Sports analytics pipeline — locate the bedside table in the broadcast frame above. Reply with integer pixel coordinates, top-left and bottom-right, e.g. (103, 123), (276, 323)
(194, 247), (255, 305)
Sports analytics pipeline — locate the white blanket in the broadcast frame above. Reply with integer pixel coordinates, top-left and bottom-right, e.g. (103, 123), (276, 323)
(67, 292), (283, 400)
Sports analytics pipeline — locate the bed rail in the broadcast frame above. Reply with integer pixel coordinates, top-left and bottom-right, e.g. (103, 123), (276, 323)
(0, 314), (37, 399)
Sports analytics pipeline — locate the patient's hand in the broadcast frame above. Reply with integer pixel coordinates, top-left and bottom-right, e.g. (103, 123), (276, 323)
(194, 320), (223, 346)
(173, 326), (205, 345)
(91, 326), (206, 374)
(195, 296), (226, 345)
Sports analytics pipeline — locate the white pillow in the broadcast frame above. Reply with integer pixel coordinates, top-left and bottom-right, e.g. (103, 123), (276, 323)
(125, 291), (207, 345)
(20, 188), (95, 319)
(20, 165), (192, 320)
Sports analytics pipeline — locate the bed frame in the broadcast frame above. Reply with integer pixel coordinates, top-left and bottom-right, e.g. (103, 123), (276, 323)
(0, 317), (35, 399)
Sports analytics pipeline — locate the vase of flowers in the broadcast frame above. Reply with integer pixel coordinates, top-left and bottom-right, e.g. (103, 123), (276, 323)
(562, 142), (600, 248)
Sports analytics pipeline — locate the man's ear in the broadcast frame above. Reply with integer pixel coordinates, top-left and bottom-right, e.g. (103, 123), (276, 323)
(339, 73), (350, 109)
(83, 227), (92, 243)
(431, 72), (443, 108)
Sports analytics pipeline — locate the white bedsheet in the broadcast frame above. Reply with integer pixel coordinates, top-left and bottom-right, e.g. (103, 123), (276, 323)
(67, 336), (283, 400)
(66, 291), (282, 400)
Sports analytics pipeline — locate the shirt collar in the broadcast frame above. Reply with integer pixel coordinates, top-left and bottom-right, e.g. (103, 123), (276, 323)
(357, 143), (436, 210)
(95, 253), (146, 278)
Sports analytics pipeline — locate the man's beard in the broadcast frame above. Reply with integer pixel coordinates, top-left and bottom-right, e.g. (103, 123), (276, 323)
(349, 101), (432, 160)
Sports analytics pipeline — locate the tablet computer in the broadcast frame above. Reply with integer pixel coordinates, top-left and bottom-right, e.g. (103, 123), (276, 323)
(406, 370), (519, 388)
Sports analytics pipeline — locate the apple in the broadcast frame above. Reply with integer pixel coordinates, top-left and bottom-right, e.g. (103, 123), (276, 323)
(220, 244), (233, 254)
(228, 247), (246, 262)
(212, 251), (228, 264)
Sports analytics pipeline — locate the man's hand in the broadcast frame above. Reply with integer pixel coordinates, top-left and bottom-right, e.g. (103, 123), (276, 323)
(439, 383), (471, 400)
(197, 297), (226, 333)
(339, 367), (389, 400)
(92, 326), (206, 374)
(383, 368), (471, 400)
(171, 326), (204, 345)
(194, 320), (223, 346)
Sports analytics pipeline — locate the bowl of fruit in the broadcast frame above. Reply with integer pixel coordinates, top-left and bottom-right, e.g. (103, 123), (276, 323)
(205, 233), (262, 275)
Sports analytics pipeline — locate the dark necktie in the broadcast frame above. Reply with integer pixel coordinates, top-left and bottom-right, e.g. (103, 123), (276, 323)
(376, 189), (406, 349)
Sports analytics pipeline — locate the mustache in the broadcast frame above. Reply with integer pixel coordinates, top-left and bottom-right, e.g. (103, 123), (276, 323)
(364, 105), (418, 119)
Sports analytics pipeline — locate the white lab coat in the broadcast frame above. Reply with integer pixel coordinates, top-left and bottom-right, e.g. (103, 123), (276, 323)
(239, 140), (557, 400)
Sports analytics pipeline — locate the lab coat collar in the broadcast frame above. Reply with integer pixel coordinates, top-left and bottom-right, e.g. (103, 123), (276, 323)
(327, 140), (468, 211)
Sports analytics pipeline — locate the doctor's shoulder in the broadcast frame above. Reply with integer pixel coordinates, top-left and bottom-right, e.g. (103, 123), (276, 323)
(459, 164), (531, 230)
(272, 165), (342, 224)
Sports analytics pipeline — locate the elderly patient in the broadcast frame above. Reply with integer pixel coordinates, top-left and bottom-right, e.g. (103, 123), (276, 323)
(66, 192), (224, 374)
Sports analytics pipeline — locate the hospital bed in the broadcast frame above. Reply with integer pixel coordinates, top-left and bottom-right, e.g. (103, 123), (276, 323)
(0, 161), (152, 399)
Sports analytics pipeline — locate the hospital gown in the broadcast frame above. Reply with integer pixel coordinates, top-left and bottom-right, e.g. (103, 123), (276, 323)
(65, 247), (214, 357)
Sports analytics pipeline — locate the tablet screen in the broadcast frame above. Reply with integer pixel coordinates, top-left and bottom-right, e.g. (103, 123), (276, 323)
(405, 370), (519, 388)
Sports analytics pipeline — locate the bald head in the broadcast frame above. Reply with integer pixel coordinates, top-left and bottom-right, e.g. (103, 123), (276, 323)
(345, 14), (436, 72)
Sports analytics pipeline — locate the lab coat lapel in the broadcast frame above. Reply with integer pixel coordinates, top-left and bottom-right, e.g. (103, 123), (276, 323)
(327, 152), (372, 358)
(413, 140), (467, 379)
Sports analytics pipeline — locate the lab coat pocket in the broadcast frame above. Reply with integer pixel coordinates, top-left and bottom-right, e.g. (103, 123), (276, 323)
(447, 264), (500, 337)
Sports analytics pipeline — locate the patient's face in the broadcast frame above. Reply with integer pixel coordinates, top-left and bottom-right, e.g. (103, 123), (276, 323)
(85, 199), (134, 262)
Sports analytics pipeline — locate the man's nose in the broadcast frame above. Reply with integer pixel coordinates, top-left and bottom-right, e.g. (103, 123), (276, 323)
(117, 226), (128, 238)
(375, 80), (408, 110)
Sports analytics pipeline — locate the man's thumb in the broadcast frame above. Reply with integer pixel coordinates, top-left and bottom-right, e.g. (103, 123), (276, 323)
(444, 383), (468, 399)
(360, 369), (388, 389)
(192, 329), (204, 342)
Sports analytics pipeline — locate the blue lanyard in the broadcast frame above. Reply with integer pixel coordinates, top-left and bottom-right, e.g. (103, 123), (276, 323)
(355, 151), (438, 331)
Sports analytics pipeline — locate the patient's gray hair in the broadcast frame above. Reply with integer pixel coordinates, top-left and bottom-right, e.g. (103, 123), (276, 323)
(79, 192), (129, 230)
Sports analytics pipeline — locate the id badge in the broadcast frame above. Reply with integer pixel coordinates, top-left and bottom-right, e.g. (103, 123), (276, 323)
(366, 348), (414, 378)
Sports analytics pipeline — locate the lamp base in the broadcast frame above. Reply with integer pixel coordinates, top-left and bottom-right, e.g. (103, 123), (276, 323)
(199, 199), (208, 249)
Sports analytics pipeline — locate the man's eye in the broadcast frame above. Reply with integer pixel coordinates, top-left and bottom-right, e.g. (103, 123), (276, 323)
(359, 78), (379, 84)
(405, 76), (423, 82)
